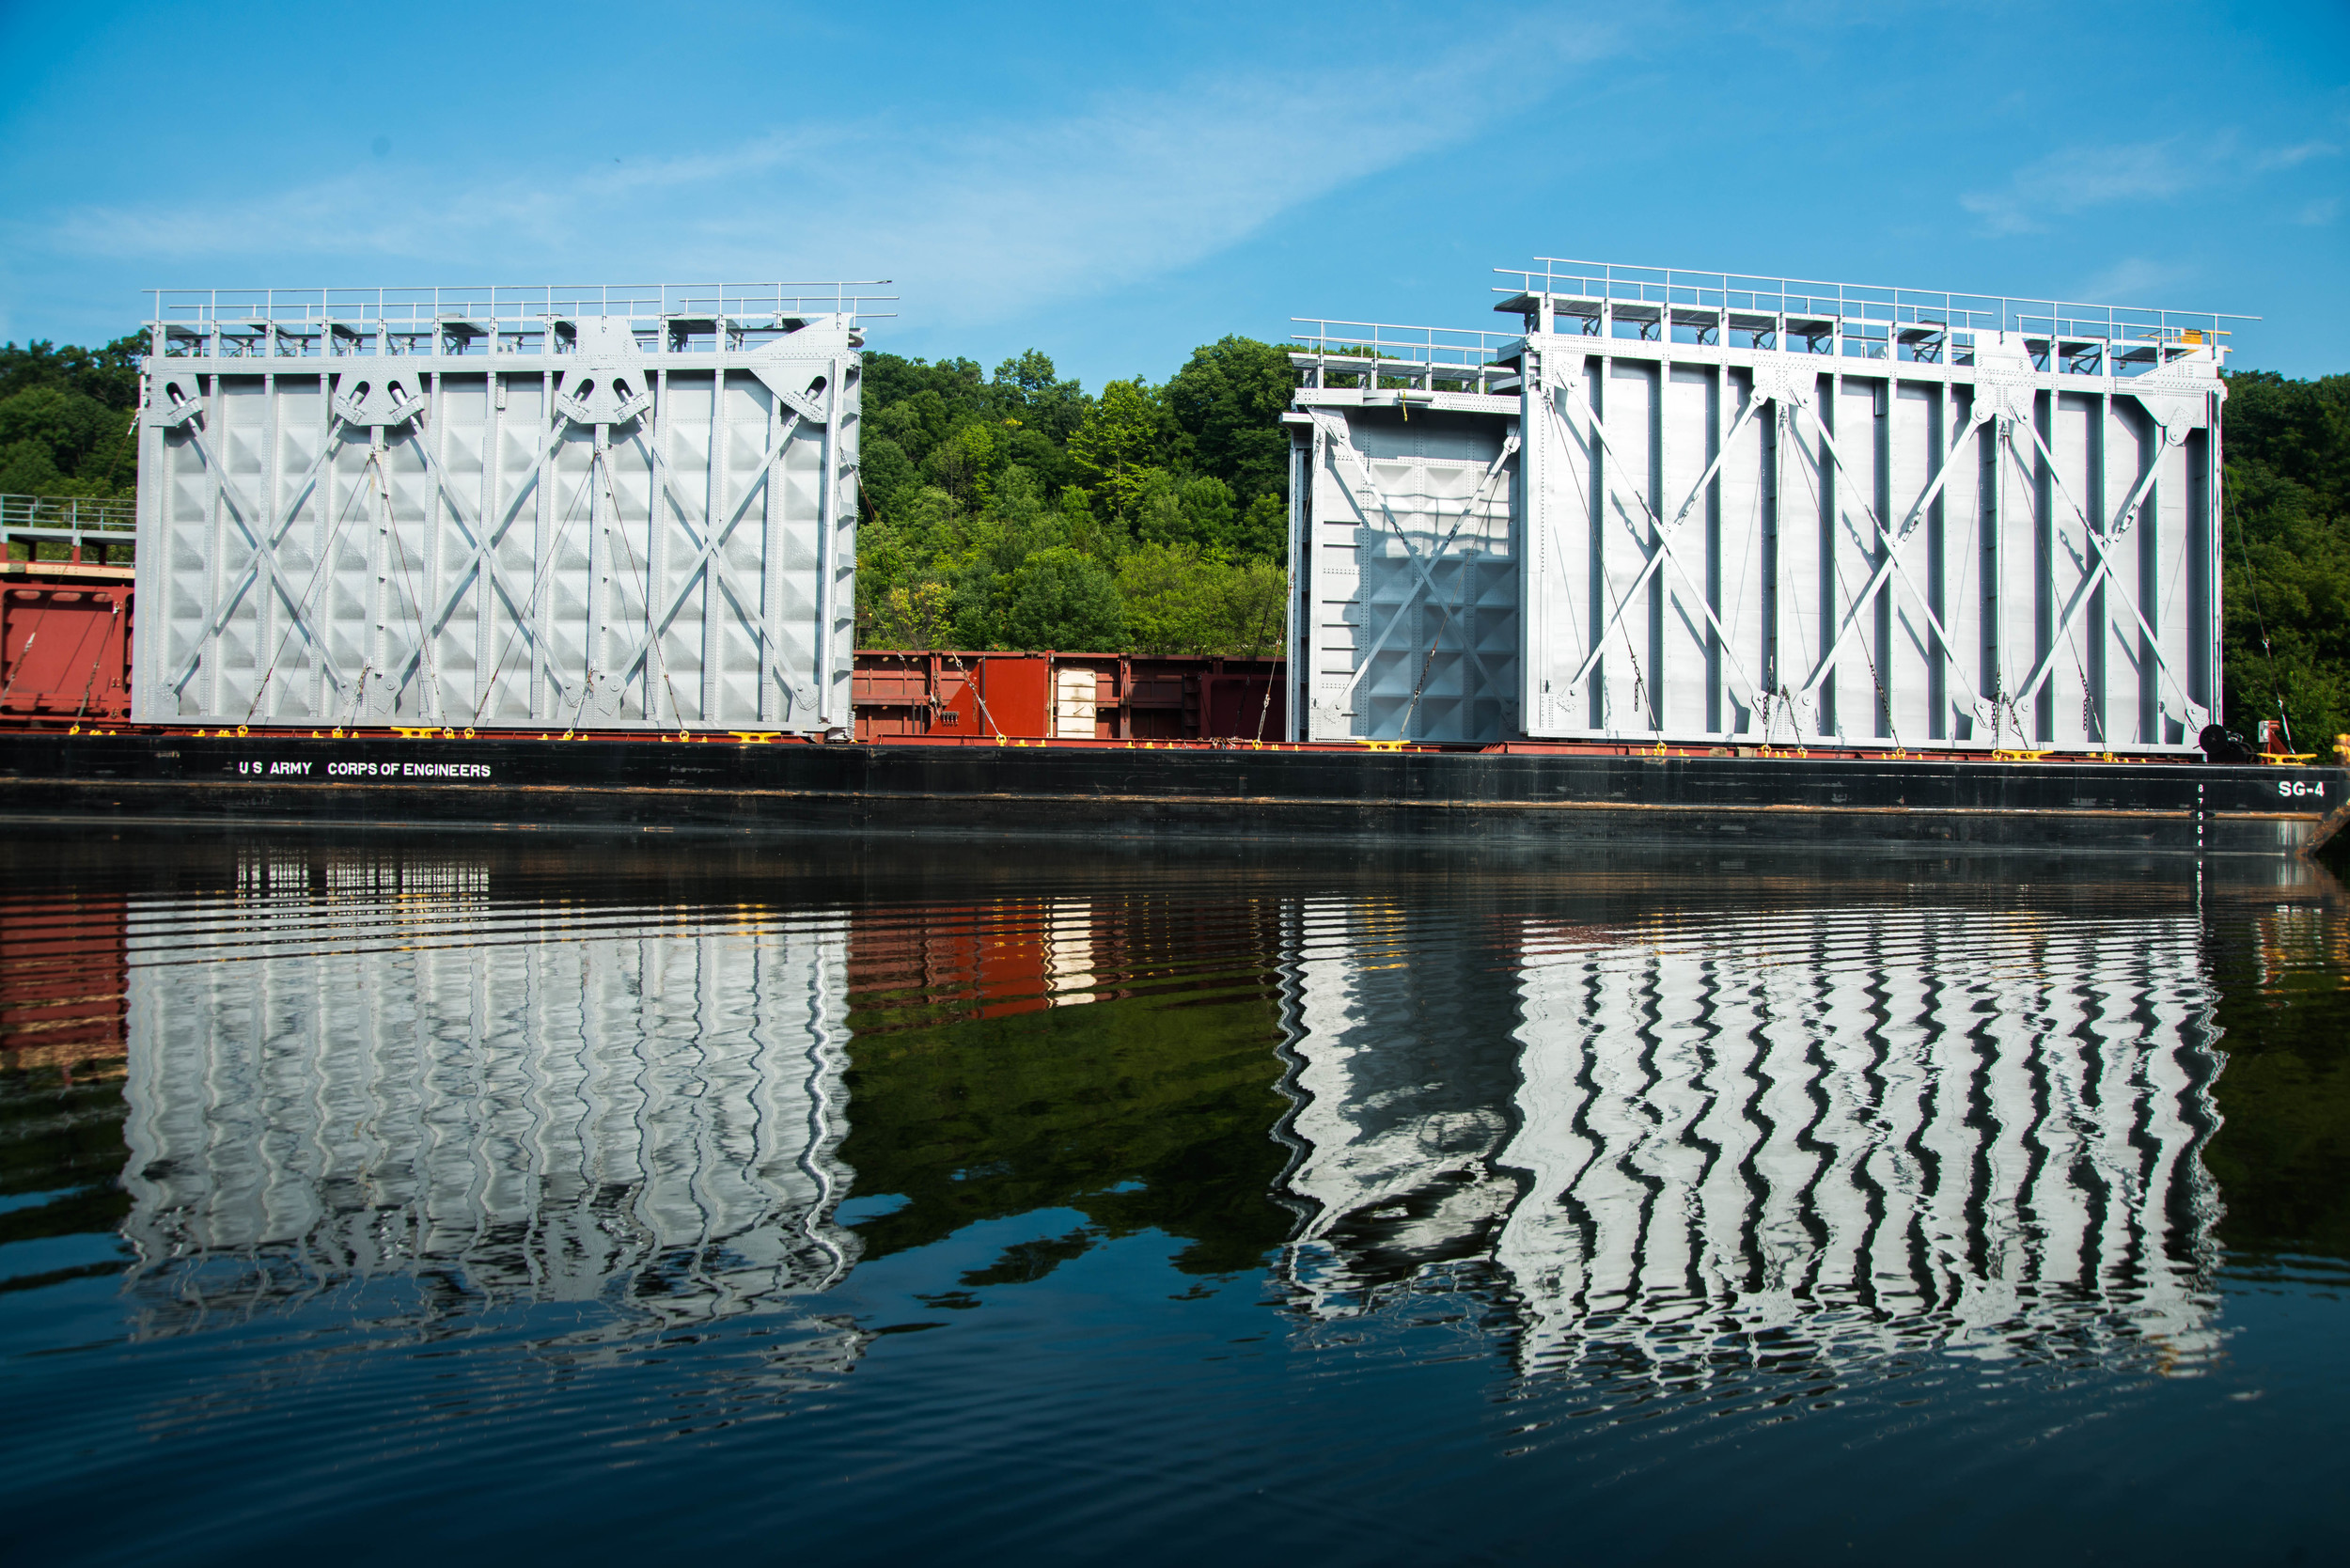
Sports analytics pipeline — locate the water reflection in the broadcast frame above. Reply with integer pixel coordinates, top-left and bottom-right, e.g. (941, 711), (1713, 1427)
(0, 891), (130, 1076)
(10, 836), (2350, 1561)
(4, 839), (2337, 1391)
(1277, 902), (2222, 1385)
(118, 850), (860, 1363)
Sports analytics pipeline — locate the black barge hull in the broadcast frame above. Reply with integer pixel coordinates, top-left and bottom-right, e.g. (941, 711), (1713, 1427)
(0, 732), (2341, 857)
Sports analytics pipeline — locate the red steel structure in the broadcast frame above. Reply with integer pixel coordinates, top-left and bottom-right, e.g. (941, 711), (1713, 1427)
(853, 651), (1285, 743)
(0, 559), (134, 727)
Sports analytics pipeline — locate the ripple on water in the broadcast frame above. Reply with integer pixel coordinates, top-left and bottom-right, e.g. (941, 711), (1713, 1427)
(1, 838), (2345, 1560)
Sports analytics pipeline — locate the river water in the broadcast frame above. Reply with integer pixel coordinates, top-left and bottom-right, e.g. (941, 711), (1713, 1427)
(3, 831), (2345, 1562)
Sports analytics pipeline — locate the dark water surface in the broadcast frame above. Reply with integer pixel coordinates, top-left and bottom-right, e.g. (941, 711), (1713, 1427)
(4, 831), (2347, 1563)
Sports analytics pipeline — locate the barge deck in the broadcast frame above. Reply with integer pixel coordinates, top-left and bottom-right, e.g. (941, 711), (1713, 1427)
(0, 730), (2341, 857)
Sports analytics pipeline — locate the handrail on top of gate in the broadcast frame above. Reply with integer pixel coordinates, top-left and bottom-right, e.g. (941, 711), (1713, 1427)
(144, 281), (900, 360)
(1493, 255), (2258, 370)
(1290, 318), (1524, 393)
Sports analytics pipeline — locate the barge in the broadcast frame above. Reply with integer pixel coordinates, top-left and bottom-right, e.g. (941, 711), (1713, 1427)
(0, 727), (2341, 856)
(4, 466), (2342, 858)
(3, 548), (2338, 854)
(3, 260), (2334, 857)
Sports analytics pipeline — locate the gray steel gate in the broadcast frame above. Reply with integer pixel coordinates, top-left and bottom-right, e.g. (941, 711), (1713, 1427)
(1506, 260), (2234, 753)
(134, 282), (884, 732)
(1285, 262), (2243, 754)
(1285, 324), (1523, 743)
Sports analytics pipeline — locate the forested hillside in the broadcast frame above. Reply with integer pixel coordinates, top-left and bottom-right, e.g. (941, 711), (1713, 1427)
(0, 337), (143, 498)
(854, 336), (1293, 655)
(2220, 370), (2350, 752)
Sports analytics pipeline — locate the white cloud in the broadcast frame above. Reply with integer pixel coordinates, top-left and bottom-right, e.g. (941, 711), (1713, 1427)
(1960, 137), (2222, 236)
(2256, 140), (2340, 169)
(1962, 129), (2344, 238)
(2070, 257), (2196, 306)
(2296, 196), (2342, 226)
(29, 21), (1626, 332)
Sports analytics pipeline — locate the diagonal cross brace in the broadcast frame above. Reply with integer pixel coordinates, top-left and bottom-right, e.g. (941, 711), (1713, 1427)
(400, 411), (639, 705)
(385, 419), (579, 704)
(2009, 442), (2170, 708)
(361, 445), (445, 722)
(393, 394), (808, 722)
(1559, 384), (1768, 697)
(774, 384), (828, 426)
(1323, 442), (1505, 705)
(1355, 431), (1519, 706)
(1540, 388), (1765, 713)
(1326, 424), (1517, 703)
(167, 422), (353, 697)
(399, 414), (634, 713)
(1793, 401), (1991, 713)
(2001, 416), (2201, 718)
(603, 412), (806, 699)
(1313, 414), (1515, 706)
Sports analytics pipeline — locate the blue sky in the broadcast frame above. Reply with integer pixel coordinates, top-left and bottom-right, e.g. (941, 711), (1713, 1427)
(2, 0), (2342, 384)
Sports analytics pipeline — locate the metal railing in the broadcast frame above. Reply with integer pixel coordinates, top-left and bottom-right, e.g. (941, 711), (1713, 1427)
(148, 281), (898, 358)
(3, 494), (136, 561)
(1289, 319), (1524, 392)
(3, 494), (134, 533)
(1495, 256), (2255, 368)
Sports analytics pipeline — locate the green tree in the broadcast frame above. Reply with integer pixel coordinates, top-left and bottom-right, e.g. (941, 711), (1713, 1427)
(0, 336), (143, 412)
(869, 580), (955, 650)
(991, 350), (1090, 444)
(1208, 555), (1288, 657)
(923, 419), (997, 509)
(995, 547), (1124, 651)
(1069, 379), (1171, 526)
(2222, 370), (2350, 749)
(874, 387), (953, 465)
(997, 421), (1079, 496)
(1118, 541), (1205, 654)
(1239, 493), (1287, 558)
(865, 355), (983, 426)
(1176, 475), (1238, 552)
(1129, 471), (1246, 555)
(0, 335), (145, 502)
(858, 436), (919, 522)
(0, 385), (136, 497)
(1119, 543), (1287, 657)
(1054, 481), (1125, 563)
(848, 337), (1296, 653)
(854, 512), (919, 637)
(1164, 335), (1296, 512)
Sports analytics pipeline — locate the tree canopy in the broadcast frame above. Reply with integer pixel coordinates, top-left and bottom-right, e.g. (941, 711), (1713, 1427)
(855, 335), (1294, 654)
(2220, 369), (2350, 749)
(0, 336), (143, 498)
